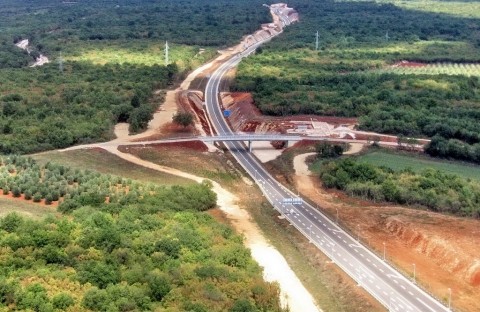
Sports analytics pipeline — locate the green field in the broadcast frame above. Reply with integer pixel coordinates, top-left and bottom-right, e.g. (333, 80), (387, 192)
(64, 41), (217, 71)
(344, 0), (480, 19)
(0, 197), (56, 219)
(357, 150), (480, 180)
(378, 62), (480, 77)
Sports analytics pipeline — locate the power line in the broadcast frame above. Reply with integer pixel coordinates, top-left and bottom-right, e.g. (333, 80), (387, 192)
(165, 41), (169, 66)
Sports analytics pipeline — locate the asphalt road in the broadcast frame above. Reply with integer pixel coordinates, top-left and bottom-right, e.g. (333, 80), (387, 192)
(203, 7), (452, 312)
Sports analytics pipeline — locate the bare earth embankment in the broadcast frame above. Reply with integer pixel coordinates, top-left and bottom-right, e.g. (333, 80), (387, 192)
(292, 151), (480, 312)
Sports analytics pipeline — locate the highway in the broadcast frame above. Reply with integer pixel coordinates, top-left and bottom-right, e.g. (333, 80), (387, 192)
(203, 6), (451, 312)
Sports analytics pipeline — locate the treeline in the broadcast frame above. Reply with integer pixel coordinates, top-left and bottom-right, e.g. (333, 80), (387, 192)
(319, 158), (480, 218)
(234, 0), (480, 163)
(425, 136), (480, 163)
(0, 61), (177, 154)
(0, 156), (284, 311)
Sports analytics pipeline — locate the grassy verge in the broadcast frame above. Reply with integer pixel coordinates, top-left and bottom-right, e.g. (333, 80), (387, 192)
(241, 189), (384, 312)
(32, 149), (193, 186)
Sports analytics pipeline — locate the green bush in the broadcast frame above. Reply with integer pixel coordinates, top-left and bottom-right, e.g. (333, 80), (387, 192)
(52, 293), (75, 310)
(33, 193), (42, 203)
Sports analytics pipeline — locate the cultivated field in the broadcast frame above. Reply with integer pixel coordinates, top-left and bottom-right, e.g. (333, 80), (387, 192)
(379, 62), (480, 77)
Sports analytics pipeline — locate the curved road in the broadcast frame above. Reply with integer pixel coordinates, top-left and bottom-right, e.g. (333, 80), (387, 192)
(203, 6), (451, 312)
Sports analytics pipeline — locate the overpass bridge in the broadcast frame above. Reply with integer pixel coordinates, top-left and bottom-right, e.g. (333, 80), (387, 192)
(108, 134), (363, 152)
(200, 134), (312, 151)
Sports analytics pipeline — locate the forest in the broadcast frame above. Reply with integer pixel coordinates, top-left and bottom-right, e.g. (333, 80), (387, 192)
(319, 157), (480, 218)
(0, 0), (271, 154)
(233, 0), (480, 163)
(0, 155), (284, 311)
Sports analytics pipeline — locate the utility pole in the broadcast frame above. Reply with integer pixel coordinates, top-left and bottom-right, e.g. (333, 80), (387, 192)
(385, 30), (390, 42)
(165, 41), (169, 66)
(315, 31), (319, 50)
(58, 52), (64, 73)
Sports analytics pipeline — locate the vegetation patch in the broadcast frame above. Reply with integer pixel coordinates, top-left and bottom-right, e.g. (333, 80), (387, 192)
(355, 149), (480, 181)
(379, 62), (480, 77)
(340, 0), (480, 19)
(0, 61), (177, 153)
(318, 158), (480, 217)
(64, 41), (217, 71)
(0, 155), (212, 212)
(32, 149), (193, 186)
(0, 155), (284, 311)
(233, 0), (480, 163)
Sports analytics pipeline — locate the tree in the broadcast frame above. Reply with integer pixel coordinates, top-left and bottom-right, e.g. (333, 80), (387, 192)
(172, 112), (194, 128)
(147, 273), (171, 301)
(0, 213), (23, 232)
(130, 94), (141, 108)
(129, 105), (153, 133)
(52, 293), (74, 310)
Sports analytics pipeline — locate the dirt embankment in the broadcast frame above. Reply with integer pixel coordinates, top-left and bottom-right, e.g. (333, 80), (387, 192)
(102, 145), (320, 312)
(292, 152), (480, 312)
(15, 39), (50, 67)
(222, 92), (357, 134)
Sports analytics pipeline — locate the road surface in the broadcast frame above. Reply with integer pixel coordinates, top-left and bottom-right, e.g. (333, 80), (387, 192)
(203, 6), (451, 312)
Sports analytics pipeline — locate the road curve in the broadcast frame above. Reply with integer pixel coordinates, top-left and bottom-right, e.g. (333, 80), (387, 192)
(203, 5), (451, 312)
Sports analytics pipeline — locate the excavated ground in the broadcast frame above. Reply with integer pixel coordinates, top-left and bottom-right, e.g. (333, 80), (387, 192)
(293, 154), (480, 312)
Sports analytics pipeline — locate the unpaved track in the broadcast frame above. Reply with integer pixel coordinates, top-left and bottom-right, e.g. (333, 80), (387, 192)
(102, 145), (321, 312)
(53, 5), (320, 310)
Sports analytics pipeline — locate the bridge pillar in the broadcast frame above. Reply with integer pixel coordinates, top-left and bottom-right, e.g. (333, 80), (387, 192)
(248, 140), (252, 152)
(285, 140), (291, 148)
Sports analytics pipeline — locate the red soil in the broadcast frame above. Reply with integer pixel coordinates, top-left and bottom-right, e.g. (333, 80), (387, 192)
(222, 92), (358, 135)
(295, 175), (480, 312)
(0, 191), (59, 208)
(120, 140), (209, 153)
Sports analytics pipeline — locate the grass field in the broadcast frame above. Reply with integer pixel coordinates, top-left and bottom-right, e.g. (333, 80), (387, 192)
(32, 149), (193, 186)
(124, 146), (242, 187)
(0, 197), (57, 219)
(357, 150), (480, 180)
(342, 0), (480, 19)
(64, 41), (217, 71)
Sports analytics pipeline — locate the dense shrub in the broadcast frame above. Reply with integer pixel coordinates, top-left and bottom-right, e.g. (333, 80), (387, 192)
(0, 158), (284, 311)
(319, 158), (480, 217)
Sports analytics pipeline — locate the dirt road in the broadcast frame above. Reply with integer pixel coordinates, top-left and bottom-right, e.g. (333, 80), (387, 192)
(101, 145), (320, 312)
